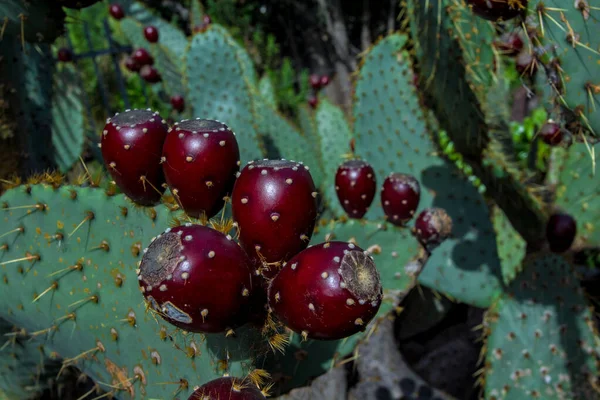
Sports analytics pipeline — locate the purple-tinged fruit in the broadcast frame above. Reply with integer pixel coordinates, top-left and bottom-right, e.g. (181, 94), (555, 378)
(335, 159), (376, 219)
(381, 173), (421, 225)
(100, 109), (169, 205)
(140, 65), (162, 83)
(465, 0), (526, 21)
(268, 241), (383, 340)
(546, 213), (576, 253)
(170, 95), (185, 112)
(138, 224), (253, 333)
(162, 119), (240, 219)
(132, 48), (154, 66)
(124, 56), (140, 72)
(413, 208), (453, 250)
(309, 74), (321, 89)
(57, 48), (73, 62)
(538, 120), (563, 146)
(308, 96), (318, 109)
(188, 377), (266, 400)
(320, 75), (330, 87)
(144, 26), (159, 43)
(109, 3), (124, 20)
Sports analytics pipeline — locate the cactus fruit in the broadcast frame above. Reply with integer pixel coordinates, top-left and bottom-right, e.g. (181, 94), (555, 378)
(100, 109), (169, 205)
(334, 160), (376, 219)
(380, 173), (421, 226)
(140, 65), (162, 83)
(538, 120), (563, 146)
(546, 213), (577, 253)
(57, 48), (73, 62)
(143, 25), (159, 43)
(320, 75), (330, 87)
(188, 377), (266, 399)
(308, 96), (318, 109)
(139, 224), (254, 333)
(124, 56), (141, 72)
(465, 0), (526, 21)
(171, 95), (185, 112)
(267, 241), (383, 340)
(109, 3), (125, 20)
(132, 48), (154, 66)
(309, 74), (321, 90)
(413, 208), (453, 251)
(231, 160), (318, 278)
(162, 119), (240, 219)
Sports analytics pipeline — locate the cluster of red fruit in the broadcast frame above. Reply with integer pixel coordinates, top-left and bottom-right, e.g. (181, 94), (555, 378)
(307, 73), (330, 109)
(99, 109), (385, 343)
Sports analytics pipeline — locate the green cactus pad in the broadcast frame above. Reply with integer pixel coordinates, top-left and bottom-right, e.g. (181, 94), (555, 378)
(555, 142), (600, 247)
(352, 32), (503, 308)
(184, 26), (264, 163)
(0, 185), (265, 399)
(528, 0), (600, 137)
(258, 74), (277, 108)
(483, 253), (600, 399)
(492, 206), (527, 285)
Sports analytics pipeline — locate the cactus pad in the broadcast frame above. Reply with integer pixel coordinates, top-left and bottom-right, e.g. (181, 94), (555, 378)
(492, 206), (527, 284)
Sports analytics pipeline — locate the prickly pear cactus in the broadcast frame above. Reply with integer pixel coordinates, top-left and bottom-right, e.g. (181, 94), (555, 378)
(0, 0), (66, 44)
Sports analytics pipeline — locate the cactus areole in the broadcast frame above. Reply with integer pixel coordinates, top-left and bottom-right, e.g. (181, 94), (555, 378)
(100, 109), (169, 205)
(188, 377), (266, 400)
(162, 119), (240, 219)
(268, 241), (383, 340)
(335, 159), (377, 219)
(138, 224), (254, 333)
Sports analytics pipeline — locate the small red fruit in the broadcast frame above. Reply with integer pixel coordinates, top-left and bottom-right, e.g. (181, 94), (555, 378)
(268, 241), (383, 340)
(381, 173), (421, 225)
(515, 51), (538, 77)
(308, 95), (318, 109)
(538, 120), (563, 145)
(170, 95), (185, 112)
(162, 119), (240, 219)
(132, 48), (154, 66)
(320, 75), (330, 87)
(100, 109), (169, 205)
(109, 3), (124, 20)
(188, 377), (266, 400)
(335, 159), (376, 219)
(57, 48), (73, 62)
(309, 74), (321, 89)
(465, 0), (526, 21)
(144, 25), (159, 43)
(124, 56), (140, 72)
(231, 159), (318, 278)
(413, 208), (453, 250)
(546, 213), (576, 253)
(494, 32), (524, 56)
(138, 224), (254, 333)
(140, 65), (162, 83)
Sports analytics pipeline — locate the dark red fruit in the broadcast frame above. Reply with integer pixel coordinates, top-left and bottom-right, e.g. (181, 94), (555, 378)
(109, 3), (124, 20)
(138, 224), (253, 333)
(100, 109), (169, 205)
(268, 241), (383, 340)
(546, 213), (576, 253)
(413, 208), (453, 250)
(56, 0), (100, 9)
(308, 96), (318, 109)
(144, 25), (159, 43)
(170, 95), (185, 112)
(309, 74), (321, 89)
(124, 56), (140, 72)
(231, 159), (318, 278)
(335, 159), (376, 219)
(162, 119), (240, 219)
(515, 51), (538, 77)
(465, 0), (526, 21)
(140, 65), (162, 83)
(494, 32), (524, 56)
(57, 48), (73, 62)
(381, 173), (421, 225)
(188, 377), (266, 400)
(320, 75), (330, 87)
(538, 120), (563, 145)
(132, 48), (154, 66)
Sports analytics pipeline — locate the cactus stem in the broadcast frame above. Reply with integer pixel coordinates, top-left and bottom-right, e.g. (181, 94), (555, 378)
(0, 253), (39, 266)
(32, 281), (58, 303)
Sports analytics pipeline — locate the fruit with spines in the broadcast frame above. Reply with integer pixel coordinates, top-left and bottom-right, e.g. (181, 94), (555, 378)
(138, 224), (254, 333)
(144, 26), (159, 43)
(335, 159), (376, 219)
(100, 109), (169, 205)
(140, 65), (162, 83)
(231, 159), (318, 278)
(465, 0), (526, 21)
(132, 48), (154, 66)
(380, 173), (421, 226)
(170, 95), (185, 112)
(109, 3), (124, 20)
(538, 120), (563, 146)
(413, 208), (453, 251)
(162, 119), (240, 219)
(188, 377), (266, 399)
(57, 48), (73, 62)
(546, 213), (577, 253)
(267, 241), (383, 340)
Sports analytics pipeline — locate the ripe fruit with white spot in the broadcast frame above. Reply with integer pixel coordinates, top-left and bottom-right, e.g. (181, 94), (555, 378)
(100, 109), (169, 205)
(231, 159), (319, 279)
(413, 208), (453, 251)
(335, 159), (376, 218)
(267, 241), (383, 340)
(138, 224), (253, 333)
(162, 119), (240, 219)
(188, 377), (266, 400)
(381, 173), (421, 225)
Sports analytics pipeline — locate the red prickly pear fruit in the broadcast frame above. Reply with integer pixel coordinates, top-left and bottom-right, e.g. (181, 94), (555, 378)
(335, 160), (376, 219)
(138, 224), (254, 333)
(268, 241), (383, 340)
(515, 51), (537, 77)
(57, 48), (73, 62)
(140, 65), (162, 83)
(320, 75), (330, 87)
(162, 119), (241, 219)
(494, 32), (524, 56)
(101, 109), (169, 205)
(309, 74), (322, 89)
(124, 56), (140, 72)
(381, 173), (421, 226)
(413, 208), (453, 250)
(144, 25), (159, 43)
(538, 120), (563, 145)
(132, 48), (154, 66)
(308, 96), (318, 109)
(170, 95), (185, 112)
(231, 159), (319, 278)
(465, 0), (526, 21)
(546, 213), (576, 253)
(109, 4), (124, 20)
(188, 377), (266, 400)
